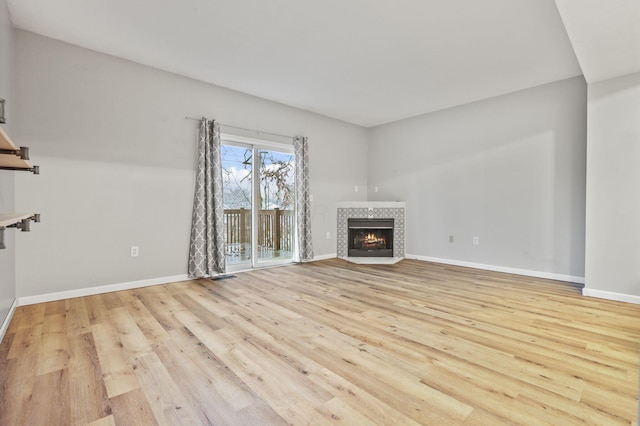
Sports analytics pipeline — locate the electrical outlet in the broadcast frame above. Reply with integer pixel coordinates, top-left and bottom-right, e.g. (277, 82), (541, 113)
(374, 186), (379, 193)
(354, 185), (359, 192)
(473, 237), (479, 245)
(449, 235), (454, 243)
(131, 246), (139, 257)
(326, 231), (331, 239)
(310, 194), (314, 202)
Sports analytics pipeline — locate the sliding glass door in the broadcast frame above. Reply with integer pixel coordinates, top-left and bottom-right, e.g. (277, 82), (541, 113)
(221, 143), (253, 270)
(221, 137), (295, 271)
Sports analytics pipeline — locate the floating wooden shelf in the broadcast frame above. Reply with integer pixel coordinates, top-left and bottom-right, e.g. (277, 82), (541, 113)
(0, 100), (41, 250)
(0, 213), (40, 249)
(0, 126), (39, 174)
(0, 213), (36, 228)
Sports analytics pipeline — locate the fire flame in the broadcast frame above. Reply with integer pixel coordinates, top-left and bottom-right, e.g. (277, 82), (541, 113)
(364, 233), (385, 244)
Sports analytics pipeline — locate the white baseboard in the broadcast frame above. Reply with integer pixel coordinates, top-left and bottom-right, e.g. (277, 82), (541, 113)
(406, 254), (585, 284)
(311, 253), (337, 262)
(0, 298), (18, 343)
(582, 288), (640, 305)
(17, 274), (191, 307)
(16, 258), (341, 307)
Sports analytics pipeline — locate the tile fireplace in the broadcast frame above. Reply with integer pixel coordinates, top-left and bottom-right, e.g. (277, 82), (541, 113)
(337, 202), (405, 262)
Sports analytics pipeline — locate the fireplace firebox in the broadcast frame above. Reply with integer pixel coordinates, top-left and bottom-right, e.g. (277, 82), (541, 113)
(348, 218), (394, 257)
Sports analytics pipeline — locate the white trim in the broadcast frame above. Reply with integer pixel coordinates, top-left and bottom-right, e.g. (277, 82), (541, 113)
(406, 254), (585, 284)
(337, 201), (406, 208)
(342, 256), (403, 265)
(229, 261), (298, 274)
(256, 258), (295, 268)
(0, 298), (18, 343)
(582, 288), (640, 305)
(225, 262), (253, 273)
(311, 253), (337, 261)
(17, 274), (191, 306)
(221, 132), (294, 149)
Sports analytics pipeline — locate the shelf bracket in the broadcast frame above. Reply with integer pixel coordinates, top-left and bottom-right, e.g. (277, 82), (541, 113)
(0, 214), (40, 250)
(0, 164), (39, 174)
(0, 146), (29, 160)
(17, 218), (31, 232)
(0, 148), (19, 156)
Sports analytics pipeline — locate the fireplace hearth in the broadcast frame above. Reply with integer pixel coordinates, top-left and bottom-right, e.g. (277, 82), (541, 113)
(348, 218), (394, 257)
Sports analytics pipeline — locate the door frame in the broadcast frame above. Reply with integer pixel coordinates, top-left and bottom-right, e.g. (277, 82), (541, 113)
(221, 133), (295, 272)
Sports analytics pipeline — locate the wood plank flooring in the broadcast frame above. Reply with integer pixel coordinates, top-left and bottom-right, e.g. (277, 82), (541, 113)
(1, 258), (639, 425)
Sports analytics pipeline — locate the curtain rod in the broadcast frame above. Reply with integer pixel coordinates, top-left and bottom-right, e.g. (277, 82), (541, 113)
(185, 116), (295, 140)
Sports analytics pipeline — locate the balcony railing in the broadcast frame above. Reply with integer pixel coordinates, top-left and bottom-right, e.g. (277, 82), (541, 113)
(224, 208), (294, 261)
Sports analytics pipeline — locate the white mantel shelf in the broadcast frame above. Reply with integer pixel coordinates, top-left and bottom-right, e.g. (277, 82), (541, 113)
(337, 201), (406, 208)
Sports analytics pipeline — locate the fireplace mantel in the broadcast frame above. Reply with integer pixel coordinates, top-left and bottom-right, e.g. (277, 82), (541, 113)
(337, 201), (406, 209)
(337, 202), (405, 263)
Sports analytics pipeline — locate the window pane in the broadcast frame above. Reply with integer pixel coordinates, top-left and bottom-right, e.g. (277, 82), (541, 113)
(257, 149), (295, 263)
(221, 144), (252, 266)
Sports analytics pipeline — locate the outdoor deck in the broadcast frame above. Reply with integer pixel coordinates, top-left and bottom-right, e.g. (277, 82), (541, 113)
(224, 208), (294, 263)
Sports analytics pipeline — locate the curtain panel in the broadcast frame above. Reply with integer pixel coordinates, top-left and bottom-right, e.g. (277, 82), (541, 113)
(188, 118), (226, 277)
(294, 136), (314, 262)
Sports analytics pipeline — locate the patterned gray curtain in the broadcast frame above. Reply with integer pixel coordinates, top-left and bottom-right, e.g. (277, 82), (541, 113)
(294, 136), (314, 262)
(188, 118), (226, 277)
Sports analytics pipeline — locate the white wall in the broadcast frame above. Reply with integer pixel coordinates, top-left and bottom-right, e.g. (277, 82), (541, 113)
(0, 0), (16, 326)
(368, 77), (587, 280)
(14, 30), (368, 298)
(585, 72), (640, 301)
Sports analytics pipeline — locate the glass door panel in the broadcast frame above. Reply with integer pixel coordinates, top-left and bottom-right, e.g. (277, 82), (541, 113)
(221, 144), (252, 271)
(255, 148), (295, 265)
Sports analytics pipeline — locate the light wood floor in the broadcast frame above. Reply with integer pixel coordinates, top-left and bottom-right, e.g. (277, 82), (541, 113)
(1, 259), (639, 425)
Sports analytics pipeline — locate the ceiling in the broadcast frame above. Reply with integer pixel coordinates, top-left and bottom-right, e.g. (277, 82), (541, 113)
(5, 1), (637, 128)
(554, 0), (640, 84)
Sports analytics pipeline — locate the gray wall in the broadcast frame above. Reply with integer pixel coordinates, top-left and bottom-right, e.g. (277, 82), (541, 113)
(0, 0), (16, 325)
(14, 30), (368, 298)
(368, 77), (587, 279)
(585, 72), (640, 298)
